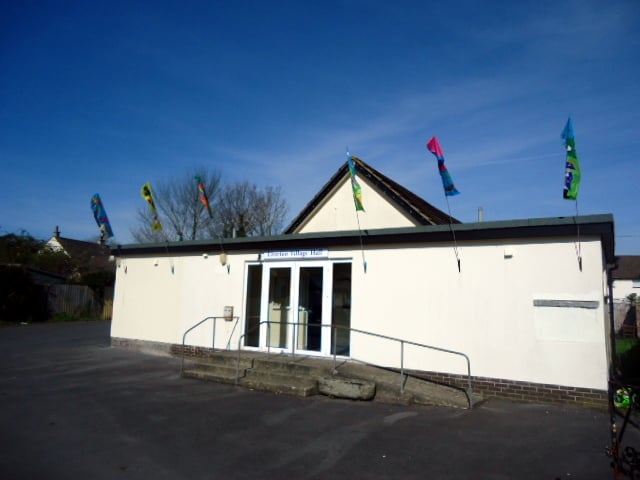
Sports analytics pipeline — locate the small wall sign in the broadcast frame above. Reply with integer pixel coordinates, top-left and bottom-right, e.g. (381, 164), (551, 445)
(262, 249), (328, 260)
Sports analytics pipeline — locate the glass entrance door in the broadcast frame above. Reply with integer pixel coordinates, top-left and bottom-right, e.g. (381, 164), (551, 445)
(266, 267), (291, 349)
(247, 261), (351, 356)
(296, 267), (323, 352)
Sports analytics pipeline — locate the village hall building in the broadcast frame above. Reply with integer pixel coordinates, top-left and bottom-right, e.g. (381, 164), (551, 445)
(111, 157), (616, 407)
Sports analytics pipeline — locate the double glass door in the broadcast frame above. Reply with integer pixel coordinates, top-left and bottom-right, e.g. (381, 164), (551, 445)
(244, 261), (351, 356)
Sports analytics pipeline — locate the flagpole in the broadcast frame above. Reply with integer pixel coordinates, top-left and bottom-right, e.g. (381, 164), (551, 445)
(574, 199), (582, 271)
(445, 196), (461, 273)
(562, 117), (582, 272)
(355, 209), (367, 273)
(427, 137), (461, 273)
(347, 148), (367, 273)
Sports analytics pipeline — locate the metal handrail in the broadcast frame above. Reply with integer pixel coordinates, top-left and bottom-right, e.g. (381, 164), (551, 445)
(235, 320), (474, 408)
(180, 316), (239, 374)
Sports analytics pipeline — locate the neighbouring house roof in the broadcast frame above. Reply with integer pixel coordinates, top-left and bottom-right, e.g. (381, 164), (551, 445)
(27, 267), (66, 285)
(612, 256), (640, 280)
(284, 156), (459, 234)
(112, 214), (616, 266)
(47, 234), (113, 272)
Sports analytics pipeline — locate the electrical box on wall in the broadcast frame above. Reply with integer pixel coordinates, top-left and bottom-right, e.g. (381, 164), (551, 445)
(224, 306), (234, 321)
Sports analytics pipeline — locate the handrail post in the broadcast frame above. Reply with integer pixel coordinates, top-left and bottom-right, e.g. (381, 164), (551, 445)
(292, 320), (296, 357)
(400, 340), (405, 394)
(267, 321), (271, 355)
(211, 317), (218, 350)
(332, 326), (337, 372)
(466, 357), (474, 408)
(236, 334), (242, 385)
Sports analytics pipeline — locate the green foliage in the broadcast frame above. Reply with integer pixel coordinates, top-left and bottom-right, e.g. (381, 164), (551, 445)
(0, 232), (73, 276)
(35, 246), (76, 277)
(48, 313), (101, 323)
(0, 232), (44, 265)
(617, 338), (639, 356)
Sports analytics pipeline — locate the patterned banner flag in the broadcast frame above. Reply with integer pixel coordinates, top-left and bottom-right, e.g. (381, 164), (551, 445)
(141, 182), (163, 231)
(90, 193), (115, 239)
(347, 155), (365, 211)
(427, 136), (460, 196)
(195, 176), (213, 218)
(561, 117), (581, 200)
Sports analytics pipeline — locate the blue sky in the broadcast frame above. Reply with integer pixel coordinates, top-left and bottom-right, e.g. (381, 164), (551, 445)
(1, 0), (639, 253)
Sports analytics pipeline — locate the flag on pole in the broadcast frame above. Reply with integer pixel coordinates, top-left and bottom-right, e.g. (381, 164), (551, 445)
(90, 194), (115, 239)
(427, 136), (460, 196)
(561, 117), (581, 200)
(195, 176), (213, 218)
(347, 156), (365, 211)
(141, 182), (163, 231)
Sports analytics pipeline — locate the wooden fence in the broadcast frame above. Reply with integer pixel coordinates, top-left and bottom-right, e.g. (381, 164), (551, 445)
(47, 284), (112, 319)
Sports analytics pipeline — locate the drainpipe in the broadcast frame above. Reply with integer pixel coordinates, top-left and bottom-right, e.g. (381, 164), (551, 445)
(606, 259), (619, 379)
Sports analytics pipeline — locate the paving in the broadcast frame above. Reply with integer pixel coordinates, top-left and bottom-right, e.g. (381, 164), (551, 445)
(0, 321), (627, 479)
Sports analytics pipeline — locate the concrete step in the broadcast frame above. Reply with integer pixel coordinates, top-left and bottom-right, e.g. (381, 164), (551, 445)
(183, 361), (319, 397)
(180, 350), (479, 408)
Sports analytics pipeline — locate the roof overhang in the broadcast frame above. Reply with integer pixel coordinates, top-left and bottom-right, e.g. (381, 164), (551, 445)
(113, 214), (615, 265)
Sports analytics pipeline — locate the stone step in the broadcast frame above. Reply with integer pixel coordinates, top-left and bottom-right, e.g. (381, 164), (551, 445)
(241, 372), (319, 397)
(184, 365), (319, 397)
(180, 351), (478, 408)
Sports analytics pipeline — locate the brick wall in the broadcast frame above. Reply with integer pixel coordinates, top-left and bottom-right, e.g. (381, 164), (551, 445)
(170, 344), (217, 358)
(415, 370), (607, 409)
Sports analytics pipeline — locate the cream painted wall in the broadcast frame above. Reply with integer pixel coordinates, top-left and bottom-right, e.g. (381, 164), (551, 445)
(111, 252), (255, 348)
(112, 236), (609, 390)
(345, 238), (608, 390)
(613, 279), (640, 301)
(296, 176), (417, 233)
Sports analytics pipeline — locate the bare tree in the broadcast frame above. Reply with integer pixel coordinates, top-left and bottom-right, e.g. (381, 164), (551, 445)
(131, 167), (222, 243)
(213, 182), (288, 238)
(252, 185), (288, 236)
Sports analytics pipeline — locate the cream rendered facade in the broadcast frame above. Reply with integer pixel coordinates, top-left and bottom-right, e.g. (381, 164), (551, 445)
(111, 158), (614, 398)
(111, 219), (614, 392)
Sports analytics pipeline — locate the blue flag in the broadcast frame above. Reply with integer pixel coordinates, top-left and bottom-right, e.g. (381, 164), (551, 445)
(90, 194), (115, 239)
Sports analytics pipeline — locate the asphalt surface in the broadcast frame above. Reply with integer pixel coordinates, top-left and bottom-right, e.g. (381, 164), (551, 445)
(0, 321), (621, 479)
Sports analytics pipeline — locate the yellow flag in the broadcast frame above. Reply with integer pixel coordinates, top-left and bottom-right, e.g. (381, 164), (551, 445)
(141, 182), (163, 231)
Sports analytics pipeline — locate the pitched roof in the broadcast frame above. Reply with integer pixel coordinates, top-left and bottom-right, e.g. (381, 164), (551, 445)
(284, 157), (459, 234)
(613, 256), (640, 280)
(48, 236), (113, 272)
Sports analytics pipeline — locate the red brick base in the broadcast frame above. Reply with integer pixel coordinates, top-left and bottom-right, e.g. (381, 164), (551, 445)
(414, 370), (607, 409)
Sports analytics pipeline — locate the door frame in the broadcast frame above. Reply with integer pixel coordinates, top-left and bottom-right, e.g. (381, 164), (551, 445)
(258, 260), (334, 355)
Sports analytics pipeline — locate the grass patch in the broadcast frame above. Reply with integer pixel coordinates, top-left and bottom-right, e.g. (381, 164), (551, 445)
(617, 338), (640, 356)
(48, 314), (102, 323)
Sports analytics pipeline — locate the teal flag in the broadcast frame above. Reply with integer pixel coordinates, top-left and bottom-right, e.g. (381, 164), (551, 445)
(347, 156), (364, 212)
(562, 117), (581, 200)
